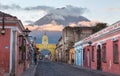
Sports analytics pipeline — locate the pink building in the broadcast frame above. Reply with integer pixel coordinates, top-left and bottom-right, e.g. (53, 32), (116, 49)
(0, 11), (32, 76)
(75, 21), (120, 75)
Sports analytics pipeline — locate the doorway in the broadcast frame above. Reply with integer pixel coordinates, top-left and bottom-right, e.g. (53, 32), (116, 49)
(97, 45), (102, 70)
(87, 49), (90, 68)
(40, 49), (51, 61)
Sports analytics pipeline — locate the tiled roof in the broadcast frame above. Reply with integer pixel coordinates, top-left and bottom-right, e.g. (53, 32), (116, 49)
(0, 11), (13, 17)
(0, 11), (17, 20)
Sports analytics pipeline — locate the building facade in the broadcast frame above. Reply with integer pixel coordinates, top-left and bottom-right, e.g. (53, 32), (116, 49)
(74, 42), (83, 66)
(0, 11), (33, 76)
(62, 26), (93, 63)
(75, 21), (120, 75)
(55, 37), (63, 62)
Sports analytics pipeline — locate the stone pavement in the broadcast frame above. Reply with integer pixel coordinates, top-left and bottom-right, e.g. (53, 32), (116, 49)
(20, 64), (37, 76)
(60, 62), (119, 76)
(21, 61), (119, 76)
(35, 61), (119, 76)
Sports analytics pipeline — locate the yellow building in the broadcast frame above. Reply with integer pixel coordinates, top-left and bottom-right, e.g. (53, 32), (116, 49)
(36, 33), (56, 61)
(69, 48), (75, 64)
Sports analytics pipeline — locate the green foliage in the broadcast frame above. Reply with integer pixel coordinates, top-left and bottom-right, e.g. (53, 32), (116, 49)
(69, 41), (74, 48)
(18, 60), (23, 64)
(93, 23), (107, 33)
(19, 45), (26, 52)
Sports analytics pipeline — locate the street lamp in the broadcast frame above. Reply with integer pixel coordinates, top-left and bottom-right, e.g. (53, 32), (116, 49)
(18, 28), (31, 40)
(1, 14), (5, 35)
(88, 41), (92, 46)
(23, 28), (31, 37)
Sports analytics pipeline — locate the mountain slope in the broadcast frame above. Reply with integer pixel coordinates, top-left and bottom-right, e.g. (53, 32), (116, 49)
(33, 14), (90, 26)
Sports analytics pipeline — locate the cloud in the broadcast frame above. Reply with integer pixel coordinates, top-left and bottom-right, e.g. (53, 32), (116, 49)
(68, 20), (99, 27)
(69, 23), (76, 27)
(0, 3), (21, 10)
(0, 3), (88, 16)
(25, 21), (64, 31)
(106, 8), (120, 11)
(24, 6), (54, 11)
(78, 20), (99, 27)
(0, 3), (88, 25)
(0, 2), (54, 11)
(24, 20), (34, 24)
(49, 5), (88, 17)
(26, 20), (99, 32)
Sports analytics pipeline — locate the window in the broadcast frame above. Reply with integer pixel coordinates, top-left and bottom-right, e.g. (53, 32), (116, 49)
(102, 44), (106, 62)
(18, 37), (26, 64)
(113, 41), (119, 64)
(83, 49), (85, 60)
(92, 46), (94, 62)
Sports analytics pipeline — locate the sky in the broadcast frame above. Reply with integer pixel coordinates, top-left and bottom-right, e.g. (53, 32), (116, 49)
(0, 0), (120, 25)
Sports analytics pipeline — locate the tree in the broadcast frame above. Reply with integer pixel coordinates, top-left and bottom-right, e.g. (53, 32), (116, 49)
(93, 23), (107, 33)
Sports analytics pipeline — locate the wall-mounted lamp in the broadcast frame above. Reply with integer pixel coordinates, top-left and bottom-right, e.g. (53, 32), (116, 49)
(1, 14), (5, 35)
(88, 41), (92, 46)
(23, 28), (31, 37)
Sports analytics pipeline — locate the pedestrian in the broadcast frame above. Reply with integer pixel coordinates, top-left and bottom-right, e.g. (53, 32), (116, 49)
(34, 53), (37, 65)
(55, 59), (57, 62)
(72, 59), (74, 65)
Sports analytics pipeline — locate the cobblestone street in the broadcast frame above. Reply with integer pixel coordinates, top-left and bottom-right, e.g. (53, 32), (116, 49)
(34, 61), (118, 76)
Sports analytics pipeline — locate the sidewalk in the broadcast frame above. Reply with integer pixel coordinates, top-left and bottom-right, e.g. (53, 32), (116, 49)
(56, 62), (119, 76)
(21, 64), (37, 76)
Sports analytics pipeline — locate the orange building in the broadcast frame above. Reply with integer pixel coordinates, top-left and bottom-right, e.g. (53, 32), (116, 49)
(69, 48), (75, 64)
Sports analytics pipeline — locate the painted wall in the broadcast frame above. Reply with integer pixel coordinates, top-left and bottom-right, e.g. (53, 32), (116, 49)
(0, 16), (31, 76)
(69, 48), (75, 64)
(0, 28), (10, 74)
(90, 33), (120, 75)
(74, 45), (83, 66)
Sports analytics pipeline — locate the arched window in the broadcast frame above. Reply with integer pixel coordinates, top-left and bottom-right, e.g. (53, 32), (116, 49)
(83, 48), (85, 60)
(102, 44), (106, 63)
(113, 41), (119, 64)
(92, 46), (94, 62)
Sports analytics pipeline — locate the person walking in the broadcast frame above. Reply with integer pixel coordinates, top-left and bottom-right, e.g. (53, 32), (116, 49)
(34, 53), (37, 65)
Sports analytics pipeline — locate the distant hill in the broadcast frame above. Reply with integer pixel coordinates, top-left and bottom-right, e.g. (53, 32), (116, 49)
(33, 13), (89, 26)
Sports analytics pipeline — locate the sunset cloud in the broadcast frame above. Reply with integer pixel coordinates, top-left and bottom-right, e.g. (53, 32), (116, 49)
(25, 21), (64, 31)
(78, 20), (99, 27)
(26, 20), (99, 31)
(68, 23), (76, 27)
(68, 21), (99, 27)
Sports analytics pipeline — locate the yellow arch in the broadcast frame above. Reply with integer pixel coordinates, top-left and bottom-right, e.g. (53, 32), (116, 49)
(36, 33), (56, 61)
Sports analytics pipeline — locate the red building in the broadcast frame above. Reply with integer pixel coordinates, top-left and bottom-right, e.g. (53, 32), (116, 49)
(77, 21), (120, 75)
(0, 11), (32, 76)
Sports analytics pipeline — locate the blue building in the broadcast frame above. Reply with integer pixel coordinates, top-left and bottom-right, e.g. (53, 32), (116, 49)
(74, 41), (83, 66)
